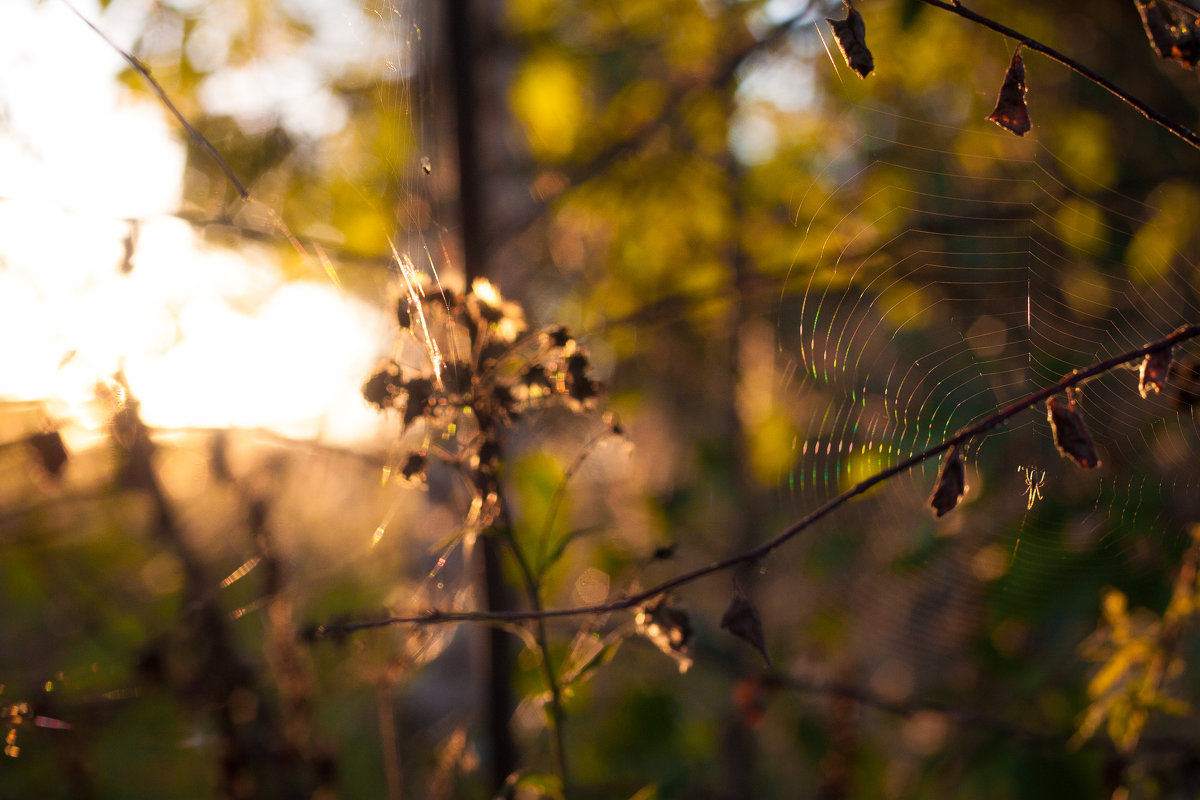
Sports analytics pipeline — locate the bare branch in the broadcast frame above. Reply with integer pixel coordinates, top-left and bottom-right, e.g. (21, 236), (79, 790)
(310, 324), (1200, 638)
(916, 0), (1200, 152)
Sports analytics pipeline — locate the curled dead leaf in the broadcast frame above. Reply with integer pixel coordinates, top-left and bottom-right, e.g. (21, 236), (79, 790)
(1139, 347), (1173, 399)
(720, 592), (771, 667)
(928, 444), (967, 518)
(826, 1), (874, 79)
(1047, 395), (1101, 469)
(1135, 0), (1200, 69)
(988, 47), (1031, 136)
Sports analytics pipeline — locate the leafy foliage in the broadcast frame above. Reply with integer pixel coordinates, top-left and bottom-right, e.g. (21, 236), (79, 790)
(1074, 527), (1200, 752)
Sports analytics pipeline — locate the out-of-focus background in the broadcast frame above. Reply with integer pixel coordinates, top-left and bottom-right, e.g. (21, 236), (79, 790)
(6, 0), (1200, 797)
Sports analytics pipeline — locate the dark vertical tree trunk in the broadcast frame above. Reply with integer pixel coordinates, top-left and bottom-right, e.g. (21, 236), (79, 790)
(449, 0), (486, 286)
(720, 85), (761, 800)
(445, 2), (516, 793)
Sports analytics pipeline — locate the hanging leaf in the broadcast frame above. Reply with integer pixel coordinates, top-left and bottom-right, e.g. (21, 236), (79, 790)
(1139, 347), (1173, 398)
(1047, 395), (1101, 469)
(928, 444), (967, 518)
(987, 47), (1031, 136)
(1135, 0), (1200, 69)
(826, 1), (874, 79)
(635, 596), (693, 673)
(720, 592), (771, 667)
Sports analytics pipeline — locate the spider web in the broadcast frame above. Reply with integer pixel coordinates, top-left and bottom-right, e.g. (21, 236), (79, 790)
(768, 101), (1200, 687)
(11, 0), (1200, 756)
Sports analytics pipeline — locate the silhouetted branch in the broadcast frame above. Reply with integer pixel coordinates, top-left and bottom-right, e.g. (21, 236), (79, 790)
(916, 0), (1200, 152)
(309, 323), (1200, 637)
(502, 528), (570, 794)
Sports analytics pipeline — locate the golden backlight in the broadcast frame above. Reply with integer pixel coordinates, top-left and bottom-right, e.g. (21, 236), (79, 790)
(0, 0), (391, 447)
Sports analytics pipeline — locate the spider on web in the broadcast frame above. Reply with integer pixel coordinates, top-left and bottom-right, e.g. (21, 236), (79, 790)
(1017, 465), (1045, 510)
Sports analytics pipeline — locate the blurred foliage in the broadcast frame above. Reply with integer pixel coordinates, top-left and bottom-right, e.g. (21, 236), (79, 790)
(10, 0), (1200, 798)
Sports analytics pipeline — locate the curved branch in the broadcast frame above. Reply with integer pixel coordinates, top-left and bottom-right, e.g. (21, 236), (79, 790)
(309, 324), (1200, 637)
(916, 0), (1200, 152)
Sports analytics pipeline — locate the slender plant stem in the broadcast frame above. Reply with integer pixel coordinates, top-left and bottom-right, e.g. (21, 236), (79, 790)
(376, 683), (404, 800)
(501, 530), (570, 795)
(311, 324), (1200, 636)
(916, 0), (1200, 152)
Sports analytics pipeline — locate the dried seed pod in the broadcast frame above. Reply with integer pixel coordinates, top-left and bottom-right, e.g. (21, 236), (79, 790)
(928, 444), (967, 518)
(987, 47), (1031, 136)
(401, 377), (436, 425)
(826, 1), (874, 79)
(399, 451), (428, 486)
(1046, 395), (1101, 469)
(720, 592), (771, 667)
(543, 325), (572, 348)
(1139, 347), (1173, 398)
(362, 360), (402, 409)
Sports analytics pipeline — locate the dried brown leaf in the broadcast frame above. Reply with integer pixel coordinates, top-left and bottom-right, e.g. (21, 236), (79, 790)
(1140, 347), (1173, 398)
(1047, 396), (1101, 469)
(720, 592), (771, 667)
(988, 47), (1031, 136)
(1135, 0), (1200, 69)
(826, 1), (874, 79)
(928, 444), (967, 518)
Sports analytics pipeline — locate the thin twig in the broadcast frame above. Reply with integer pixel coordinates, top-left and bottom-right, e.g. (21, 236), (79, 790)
(61, 0), (250, 200)
(500, 528), (571, 794)
(310, 324), (1200, 636)
(915, 0), (1200, 152)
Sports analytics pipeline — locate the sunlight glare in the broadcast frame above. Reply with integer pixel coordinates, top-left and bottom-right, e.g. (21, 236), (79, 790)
(0, 0), (394, 447)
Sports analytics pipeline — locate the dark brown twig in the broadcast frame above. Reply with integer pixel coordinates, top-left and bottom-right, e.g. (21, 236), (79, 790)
(915, 0), (1200, 152)
(311, 324), (1200, 636)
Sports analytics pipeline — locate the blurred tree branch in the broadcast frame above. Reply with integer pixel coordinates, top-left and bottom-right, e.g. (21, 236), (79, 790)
(917, 0), (1200, 151)
(493, 3), (820, 253)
